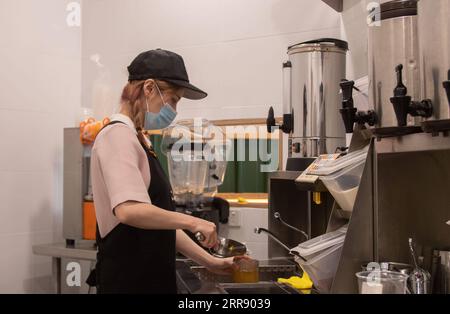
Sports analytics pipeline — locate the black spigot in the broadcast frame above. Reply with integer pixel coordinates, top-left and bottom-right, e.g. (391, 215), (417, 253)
(339, 80), (357, 133)
(443, 69), (450, 106)
(267, 106), (293, 134)
(267, 107), (276, 133)
(394, 64), (408, 97)
(341, 80), (355, 106)
(390, 64), (433, 127)
(339, 79), (378, 133)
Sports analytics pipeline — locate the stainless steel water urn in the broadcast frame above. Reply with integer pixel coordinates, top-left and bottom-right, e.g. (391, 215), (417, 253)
(418, 0), (450, 121)
(268, 38), (347, 159)
(368, 0), (421, 128)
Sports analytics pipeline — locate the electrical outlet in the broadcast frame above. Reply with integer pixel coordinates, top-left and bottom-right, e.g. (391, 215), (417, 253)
(228, 208), (241, 227)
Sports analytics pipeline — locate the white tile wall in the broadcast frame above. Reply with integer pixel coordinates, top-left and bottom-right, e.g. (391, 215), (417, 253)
(219, 207), (269, 260)
(0, 0), (81, 293)
(0, 231), (54, 293)
(81, 0), (342, 121)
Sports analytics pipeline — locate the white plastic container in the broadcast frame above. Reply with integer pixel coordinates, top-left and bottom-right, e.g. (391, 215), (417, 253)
(296, 243), (344, 293)
(320, 159), (365, 212)
(291, 225), (347, 260)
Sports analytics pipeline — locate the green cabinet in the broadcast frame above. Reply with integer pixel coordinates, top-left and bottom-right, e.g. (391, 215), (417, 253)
(149, 135), (279, 193)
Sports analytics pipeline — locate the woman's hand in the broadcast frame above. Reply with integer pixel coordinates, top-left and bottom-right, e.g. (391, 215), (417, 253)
(206, 255), (253, 275)
(190, 217), (218, 249)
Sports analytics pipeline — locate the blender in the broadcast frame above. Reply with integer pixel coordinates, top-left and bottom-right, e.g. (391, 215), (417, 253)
(161, 119), (231, 235)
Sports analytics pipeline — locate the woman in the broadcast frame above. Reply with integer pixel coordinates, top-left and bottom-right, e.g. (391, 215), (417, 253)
(90, 49), (236, 294)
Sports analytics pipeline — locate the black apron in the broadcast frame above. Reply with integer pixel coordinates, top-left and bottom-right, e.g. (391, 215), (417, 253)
(90, 121), (177, 294)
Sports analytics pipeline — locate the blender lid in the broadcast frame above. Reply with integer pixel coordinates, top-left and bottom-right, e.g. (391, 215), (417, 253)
(161, 118), (231, 156)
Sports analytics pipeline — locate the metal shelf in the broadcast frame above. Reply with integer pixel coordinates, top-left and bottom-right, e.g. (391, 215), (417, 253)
(375, 132), (450, 154)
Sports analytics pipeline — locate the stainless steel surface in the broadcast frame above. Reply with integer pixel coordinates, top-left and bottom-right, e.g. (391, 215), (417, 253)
(257, 221), (321, 262)
(63, 128), (86, 242)
(268, 171), (333, 258)
(435, 250), (450, 294)
(368, 8), (421, 127)
(216, 282), (298, 294)
(287, 40), (347, 158)
(194, 233), (247, 258)
(408, 238), (431, 294)
(33, 244), (300, 294)
(195, 232), (205, 242)
(292, 138), (346, 159)
(274, 212), (309, 240)
(331, 129), (450, 293)
(375, 132), (450, 154)
(254, 227), (296, 256)
(33, 242), (97, 294)
(418, 0), (450, 120)
(176, 258), (300, 294)
(376, 147), (450, 263)
(212, 238), (247, 258)
(33, 242), (97, 261)
(330, 139), (375, 293)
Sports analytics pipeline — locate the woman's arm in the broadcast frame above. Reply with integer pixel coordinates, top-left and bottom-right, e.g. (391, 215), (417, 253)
(114, 201), (218, 248)
(176, 229), (235, 275)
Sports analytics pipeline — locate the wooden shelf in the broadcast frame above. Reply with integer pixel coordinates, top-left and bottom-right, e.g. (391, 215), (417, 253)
(216, 193), (268, 209)
(322, 0), (343, 12)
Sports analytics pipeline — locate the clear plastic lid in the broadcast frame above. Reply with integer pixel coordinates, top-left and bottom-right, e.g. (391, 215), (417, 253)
(307, 147), (369, 176)
(291, 225), (348, 258)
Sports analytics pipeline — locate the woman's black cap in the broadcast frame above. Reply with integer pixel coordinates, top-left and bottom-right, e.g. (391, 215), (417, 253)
(127, 49), (207, 100)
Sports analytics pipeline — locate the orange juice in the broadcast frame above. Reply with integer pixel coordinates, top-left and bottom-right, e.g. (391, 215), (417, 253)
(233, 269), (259, 283)
(232, 259), (259, 283)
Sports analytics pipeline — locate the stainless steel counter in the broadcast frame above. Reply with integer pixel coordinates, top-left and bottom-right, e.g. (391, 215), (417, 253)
(32, 242), (97, 261)
(32, 242), (97, 294)
(33, 243), (304, 294)
(176, 258), (305, 294)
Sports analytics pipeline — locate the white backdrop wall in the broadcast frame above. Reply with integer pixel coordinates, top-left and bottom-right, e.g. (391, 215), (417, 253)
(0, 0), (82, 293)
(82, 0), (342, 121)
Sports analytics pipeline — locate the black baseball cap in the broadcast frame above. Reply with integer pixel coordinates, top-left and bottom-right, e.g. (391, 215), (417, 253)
(127, 49), (207, 100)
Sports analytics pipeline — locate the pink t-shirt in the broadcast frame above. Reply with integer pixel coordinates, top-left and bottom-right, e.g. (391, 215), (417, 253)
(91, 114), (152, 238)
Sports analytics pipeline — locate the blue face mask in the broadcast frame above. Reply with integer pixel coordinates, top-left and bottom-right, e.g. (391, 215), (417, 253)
(144, 84), (177, 130)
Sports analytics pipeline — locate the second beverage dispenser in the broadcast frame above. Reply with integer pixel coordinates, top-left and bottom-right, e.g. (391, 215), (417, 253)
(265, 38), (348, 257)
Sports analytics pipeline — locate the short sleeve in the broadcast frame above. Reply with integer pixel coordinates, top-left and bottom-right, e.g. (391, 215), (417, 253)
(94, 125), (151, 211)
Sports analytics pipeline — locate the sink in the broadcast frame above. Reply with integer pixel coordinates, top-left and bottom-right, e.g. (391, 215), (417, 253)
(176, 258), (303, 294)
(217, 282), (299, 294)
(189, 261), (298, 283)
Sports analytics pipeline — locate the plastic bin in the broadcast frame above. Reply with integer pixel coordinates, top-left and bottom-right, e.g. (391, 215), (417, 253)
(291, 225), (347, 260)
(296, 243), (344, 293)
(320, 160), (365, 212)
(307, 147), (368, 176)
